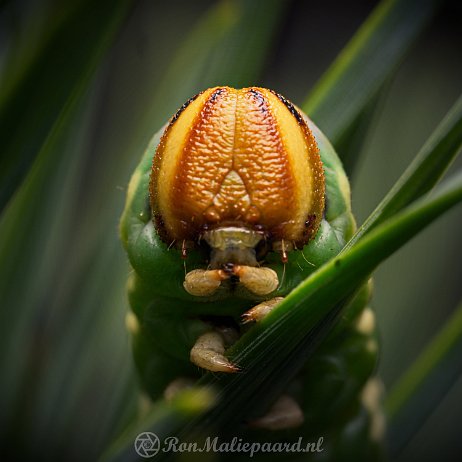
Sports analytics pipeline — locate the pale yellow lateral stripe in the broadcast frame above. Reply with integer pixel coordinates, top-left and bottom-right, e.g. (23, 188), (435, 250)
(262, 89), (314, 241)
(156, 88), (217, 237)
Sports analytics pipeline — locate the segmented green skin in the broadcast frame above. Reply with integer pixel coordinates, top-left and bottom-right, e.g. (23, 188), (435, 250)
(120, 119), (382, 460)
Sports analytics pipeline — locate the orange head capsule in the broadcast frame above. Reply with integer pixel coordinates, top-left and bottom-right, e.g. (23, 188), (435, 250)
(150, 87), (325, 267)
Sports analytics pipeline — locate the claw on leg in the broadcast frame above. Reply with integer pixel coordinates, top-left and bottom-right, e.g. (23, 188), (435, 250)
(190, 331), (240, 373)
(249, 394), (304, 430)
(234, 266), (279, 295)
(242, 297), (284, 324)
(183, 269), (227, 296)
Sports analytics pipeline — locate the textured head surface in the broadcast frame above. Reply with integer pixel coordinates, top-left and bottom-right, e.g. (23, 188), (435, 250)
(150, 86), (325, 247)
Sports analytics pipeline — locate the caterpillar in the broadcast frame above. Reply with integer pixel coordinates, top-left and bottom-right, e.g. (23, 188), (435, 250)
(120, 87), (384, 460)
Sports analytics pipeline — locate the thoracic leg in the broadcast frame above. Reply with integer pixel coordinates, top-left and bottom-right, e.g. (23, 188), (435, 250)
(163, 377), (195, 401)
(233, 265), (279, 295)
(249, 394), (304, 430)
(183, 269), (227, 296)
(187, 285), (304, 430)
(242, 297), (284, 323)
(190, 329), (240, 373)
(241, 295), (306, 430)
(189, 293), (282, 374)
(183, 265), (279, 297)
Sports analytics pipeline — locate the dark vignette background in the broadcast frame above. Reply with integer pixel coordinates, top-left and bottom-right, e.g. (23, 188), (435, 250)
(0, 0), (461, 461)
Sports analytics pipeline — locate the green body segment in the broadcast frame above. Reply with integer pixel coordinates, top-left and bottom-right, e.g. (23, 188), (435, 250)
(120, 118), (382, 459)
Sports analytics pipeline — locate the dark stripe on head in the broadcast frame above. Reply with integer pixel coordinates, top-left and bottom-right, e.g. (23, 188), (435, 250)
(208, 87), (227, 103)
(269, 89), (305, 126)
(169, 91), (203, 126)
(248, 88), (269, 114)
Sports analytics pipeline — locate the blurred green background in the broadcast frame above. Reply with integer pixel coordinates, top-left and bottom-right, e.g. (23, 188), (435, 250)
(0, 0), (461, 460)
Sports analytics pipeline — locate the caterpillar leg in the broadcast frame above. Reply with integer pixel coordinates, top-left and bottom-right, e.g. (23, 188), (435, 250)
(183, 266), (278, 296)
(184, 269), (227, 296)
(163, 377), (195, 401)
(249, 394), (304, 430)
(361, 377), (386, 442)
(241, 297), (284, 323)
(190, 329), (240, 373)
(233, 265), (279, 295)
(241, 295), (306, 430)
